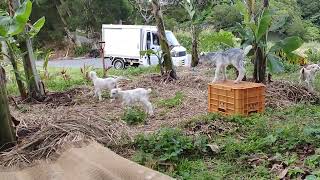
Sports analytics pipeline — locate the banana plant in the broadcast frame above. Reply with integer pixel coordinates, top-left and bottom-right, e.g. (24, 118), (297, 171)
(0, 0), (45, 99)
(181, 0), (211, 68)
(0, 0), (45, 39)
(236, 0), (303, 82)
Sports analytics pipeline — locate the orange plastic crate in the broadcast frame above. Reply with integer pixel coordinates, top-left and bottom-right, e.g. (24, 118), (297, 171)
(208, 80), (265, 116)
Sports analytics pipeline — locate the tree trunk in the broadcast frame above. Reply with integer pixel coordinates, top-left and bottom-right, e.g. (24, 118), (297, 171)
(20, 39), (45, 101)
(253, 46), (266, 83)
(0, 66), (16, 151)
(6, 41), (28, 99)
(151, 0), (177, 80)
(191, 25), (199, 67)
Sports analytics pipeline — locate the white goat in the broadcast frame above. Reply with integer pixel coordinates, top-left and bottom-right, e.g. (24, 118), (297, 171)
(299, 64), (320, 91)
(88, 71), (125, 101)
(110, 88), (154, 115)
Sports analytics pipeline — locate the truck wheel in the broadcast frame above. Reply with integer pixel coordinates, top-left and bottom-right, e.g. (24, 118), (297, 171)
(113, 59), (125, 69)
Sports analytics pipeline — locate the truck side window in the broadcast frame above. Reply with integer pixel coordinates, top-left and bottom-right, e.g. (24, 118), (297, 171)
(147, 32), (151, 49)
(152, 33), (160, 46)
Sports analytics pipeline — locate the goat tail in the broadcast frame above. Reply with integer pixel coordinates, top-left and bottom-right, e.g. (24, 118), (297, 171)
(147, 88), (152, 94)
(243, 45), (253, 56)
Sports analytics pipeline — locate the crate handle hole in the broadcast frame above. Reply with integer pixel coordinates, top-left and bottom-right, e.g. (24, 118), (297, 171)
(249, 110), (257, 114)
(218, 108), (226, 112)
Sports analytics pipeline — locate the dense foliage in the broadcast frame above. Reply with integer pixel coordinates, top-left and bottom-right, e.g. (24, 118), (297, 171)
(14, 0), (318, 46)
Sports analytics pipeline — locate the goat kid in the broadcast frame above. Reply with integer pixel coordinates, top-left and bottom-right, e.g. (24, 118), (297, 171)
(110, 88), (154, 116)
(299, 64), (320, 91)
(88, 71), (126, 101)
(199, 45), (252, 84)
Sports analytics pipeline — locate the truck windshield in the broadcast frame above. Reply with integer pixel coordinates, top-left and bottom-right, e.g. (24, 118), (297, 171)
(165, 31), (180, 46)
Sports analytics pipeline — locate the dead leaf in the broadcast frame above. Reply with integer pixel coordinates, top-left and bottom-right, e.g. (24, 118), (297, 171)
(278, 168), (289, 179)
(207, 144), (220, 154)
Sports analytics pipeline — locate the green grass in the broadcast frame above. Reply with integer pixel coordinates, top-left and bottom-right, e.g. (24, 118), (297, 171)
(157, 92), (184, 108)
(4, 66), (159, 96)
(132, 105), (320, 179)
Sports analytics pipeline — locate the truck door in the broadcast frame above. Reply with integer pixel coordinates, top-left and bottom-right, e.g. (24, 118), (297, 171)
(145, 31), (159, 66)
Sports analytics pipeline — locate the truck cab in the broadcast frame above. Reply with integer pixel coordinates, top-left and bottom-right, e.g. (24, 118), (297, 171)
(141, 30), (188, 67)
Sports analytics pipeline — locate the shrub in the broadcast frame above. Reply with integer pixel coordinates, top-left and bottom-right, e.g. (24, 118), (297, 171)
(304, 26), (320, 41)
(199, 30), (236, 52)
(74, 43), (92, 57)
(176, 31), (192, 52)
(121, 107), (147, 125)
(175, 30), (237, 53)
(305, 48), (320, 63)
(282, 61), (300, 73)
(134, 128), (208, 163)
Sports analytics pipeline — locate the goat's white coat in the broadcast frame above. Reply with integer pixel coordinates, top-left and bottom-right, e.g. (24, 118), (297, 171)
(89, 71), (124, 101)
(110, 88), (154, 115)
(299, 64), (320, 91)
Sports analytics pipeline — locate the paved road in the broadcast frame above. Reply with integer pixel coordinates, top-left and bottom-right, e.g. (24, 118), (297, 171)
(36, 55), (192, 68)
(35, 58), (106, 68)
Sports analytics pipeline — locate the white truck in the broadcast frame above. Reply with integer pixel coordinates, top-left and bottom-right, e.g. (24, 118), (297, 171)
(101, 24), (189, 69)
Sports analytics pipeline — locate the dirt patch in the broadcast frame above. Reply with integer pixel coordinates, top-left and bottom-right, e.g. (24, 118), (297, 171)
(184, 119), (238, 139)
(266, 81), (320, 108)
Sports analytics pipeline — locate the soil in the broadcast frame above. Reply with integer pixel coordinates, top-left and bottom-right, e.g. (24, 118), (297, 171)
(5, 66), (320, 167)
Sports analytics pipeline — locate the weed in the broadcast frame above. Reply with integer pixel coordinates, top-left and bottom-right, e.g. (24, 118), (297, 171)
(158, 92), (184, 108)
(60, 68), (71, 81)
(305, 154), (320, 169)
(173, 159), (215, 180)
(134, 128), (207, 163)
(121, 107), (147, 125)
(80, 64), (93, 81)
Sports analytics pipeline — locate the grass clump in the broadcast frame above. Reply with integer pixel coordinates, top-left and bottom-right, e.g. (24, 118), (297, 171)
(158, 92), (184, 108)
(121, 107), (147, 125)
(133, 128), (208, 165)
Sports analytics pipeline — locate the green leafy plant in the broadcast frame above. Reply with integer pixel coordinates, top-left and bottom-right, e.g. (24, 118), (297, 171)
(0, 0), (45, 39)
(158, 92), (184, 108)
(74, 43), (92, 57)
(305, 154), (320, 169)
(199, 30), (236, 52)
(134, 128), (207, 163)
(236, 0), (303, 82)
(140, 49), (164, 75)
(80, 64), (93, 81)
(122, 107), (147, 125)
(305, 48), (320, 63)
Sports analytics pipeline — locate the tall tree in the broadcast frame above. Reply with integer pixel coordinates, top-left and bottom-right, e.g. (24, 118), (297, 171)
(297, 0), (320, 26)
(0, 66), (16, 150)
(151, 0), (177, 80)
